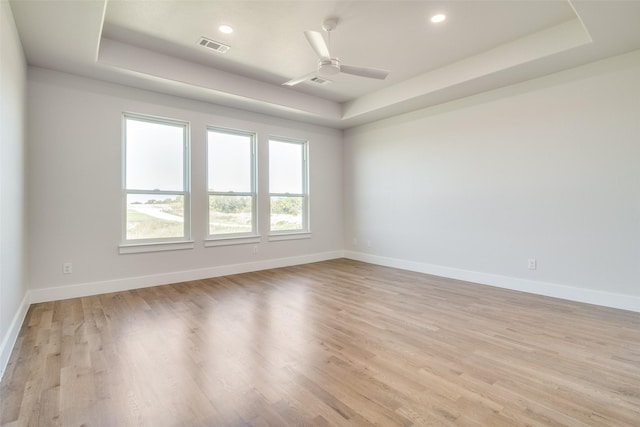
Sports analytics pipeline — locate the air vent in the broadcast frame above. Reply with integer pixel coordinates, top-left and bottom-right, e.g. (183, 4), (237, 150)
(309, 76), (332, 85)
(198, 37), (230, 53)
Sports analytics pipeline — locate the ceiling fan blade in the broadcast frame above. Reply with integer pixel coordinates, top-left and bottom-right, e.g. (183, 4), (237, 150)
(304, 30), (330, 59)
(282, 71), (317, 87)
(340, 65), (390, 80)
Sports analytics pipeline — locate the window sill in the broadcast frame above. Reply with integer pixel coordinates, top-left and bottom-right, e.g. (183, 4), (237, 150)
(119, 240), (195, 254)
(204, 236), (261, 247)
(268, 232), (312, 242)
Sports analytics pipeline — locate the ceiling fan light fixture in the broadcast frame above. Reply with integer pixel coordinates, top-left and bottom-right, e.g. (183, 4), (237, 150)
(319, 58), (340, 76)
(283, 17), (389, 86)
(430, 14), (446, 23)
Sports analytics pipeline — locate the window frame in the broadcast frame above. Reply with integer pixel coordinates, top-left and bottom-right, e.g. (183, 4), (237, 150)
(205, 126), (259, 245)
(268, 136), (310, 239)
(120, 113), (192, 253)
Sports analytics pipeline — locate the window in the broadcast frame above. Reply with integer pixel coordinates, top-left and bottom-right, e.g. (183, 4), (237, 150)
(269, 137), (309, 235)
(207, 128), (257, 240)
(122, 114), (190, 248)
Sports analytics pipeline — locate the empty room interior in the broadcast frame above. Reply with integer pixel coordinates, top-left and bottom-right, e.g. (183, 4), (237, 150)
(1, 0), (639, 425)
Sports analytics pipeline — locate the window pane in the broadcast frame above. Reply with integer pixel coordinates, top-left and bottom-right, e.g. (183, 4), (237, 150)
(270, 196), (303, 231)
(209, 195), (253, 235)
(126, 118), (184, 191)
(269, 140), (302, 194)
(126, 194), (184, 240)
(208, 131), (252, 192)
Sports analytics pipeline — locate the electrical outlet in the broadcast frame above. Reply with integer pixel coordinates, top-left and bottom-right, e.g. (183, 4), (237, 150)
(252, 245), (258, 254)
(63, 262), (73, 274)
(527, 258), (537, 270)
(352, 237), (358, 246)
(367, 240), (372, 248)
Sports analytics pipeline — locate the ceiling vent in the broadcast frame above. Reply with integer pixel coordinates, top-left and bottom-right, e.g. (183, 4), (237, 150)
(309, 76), (332, 85)
(198, 37), (230, 53)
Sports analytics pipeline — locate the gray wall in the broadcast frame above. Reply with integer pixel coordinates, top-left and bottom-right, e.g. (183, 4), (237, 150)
(344, 50), (640, 310)
(0, 0), (28, 377)
(26, 68), (344, 295)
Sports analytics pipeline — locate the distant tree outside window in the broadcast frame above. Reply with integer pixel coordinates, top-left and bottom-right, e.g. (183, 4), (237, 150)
(269, 138), (309, 233)
(207, 128), (257, 237)
(123, 114), (190, 243)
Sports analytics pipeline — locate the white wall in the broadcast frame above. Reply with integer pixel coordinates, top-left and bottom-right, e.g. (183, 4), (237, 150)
(0, 0), (28, 377)
(26, 68), (343, 299)
(344, 50), (640, 311)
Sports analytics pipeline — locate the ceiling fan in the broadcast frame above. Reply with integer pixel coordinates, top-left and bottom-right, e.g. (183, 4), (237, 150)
(283, 18), (390, 86)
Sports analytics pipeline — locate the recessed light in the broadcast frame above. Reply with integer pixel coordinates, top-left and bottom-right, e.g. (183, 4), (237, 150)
(430, 14), (446, 24)
(218, 25), (233, 34)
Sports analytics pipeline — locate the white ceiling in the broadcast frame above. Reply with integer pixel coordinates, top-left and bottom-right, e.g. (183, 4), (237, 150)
(9, 0), (640, 129)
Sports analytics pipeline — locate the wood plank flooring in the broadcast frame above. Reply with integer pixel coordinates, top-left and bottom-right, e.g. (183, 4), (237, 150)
(1, 259), (639, 426)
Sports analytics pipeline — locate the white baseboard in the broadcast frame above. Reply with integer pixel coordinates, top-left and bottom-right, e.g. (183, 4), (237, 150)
(28, 250), (344, 304)
(0, 292), (30, 381)
(4, 248), (636, 379)
(344, 251), (640, 313)
(1, 251), (342, 380)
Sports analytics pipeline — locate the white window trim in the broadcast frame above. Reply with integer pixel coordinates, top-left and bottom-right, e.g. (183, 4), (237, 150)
(268, 136), (311, 236)
(204, 235), (262, 247)
(119, 241), (195, 254)
(207, 126), (258, 241)
(121, 113), (192, 251)
(268, 232), (311, 242)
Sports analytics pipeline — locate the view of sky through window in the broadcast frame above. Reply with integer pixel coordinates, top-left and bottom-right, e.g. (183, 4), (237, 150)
(269, 140), (303, 194)
(126, 119), (184, 192)
(208, 131), (252, 192)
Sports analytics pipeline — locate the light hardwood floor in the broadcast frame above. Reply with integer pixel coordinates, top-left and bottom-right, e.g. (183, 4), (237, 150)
(1, 259), (639, 426)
